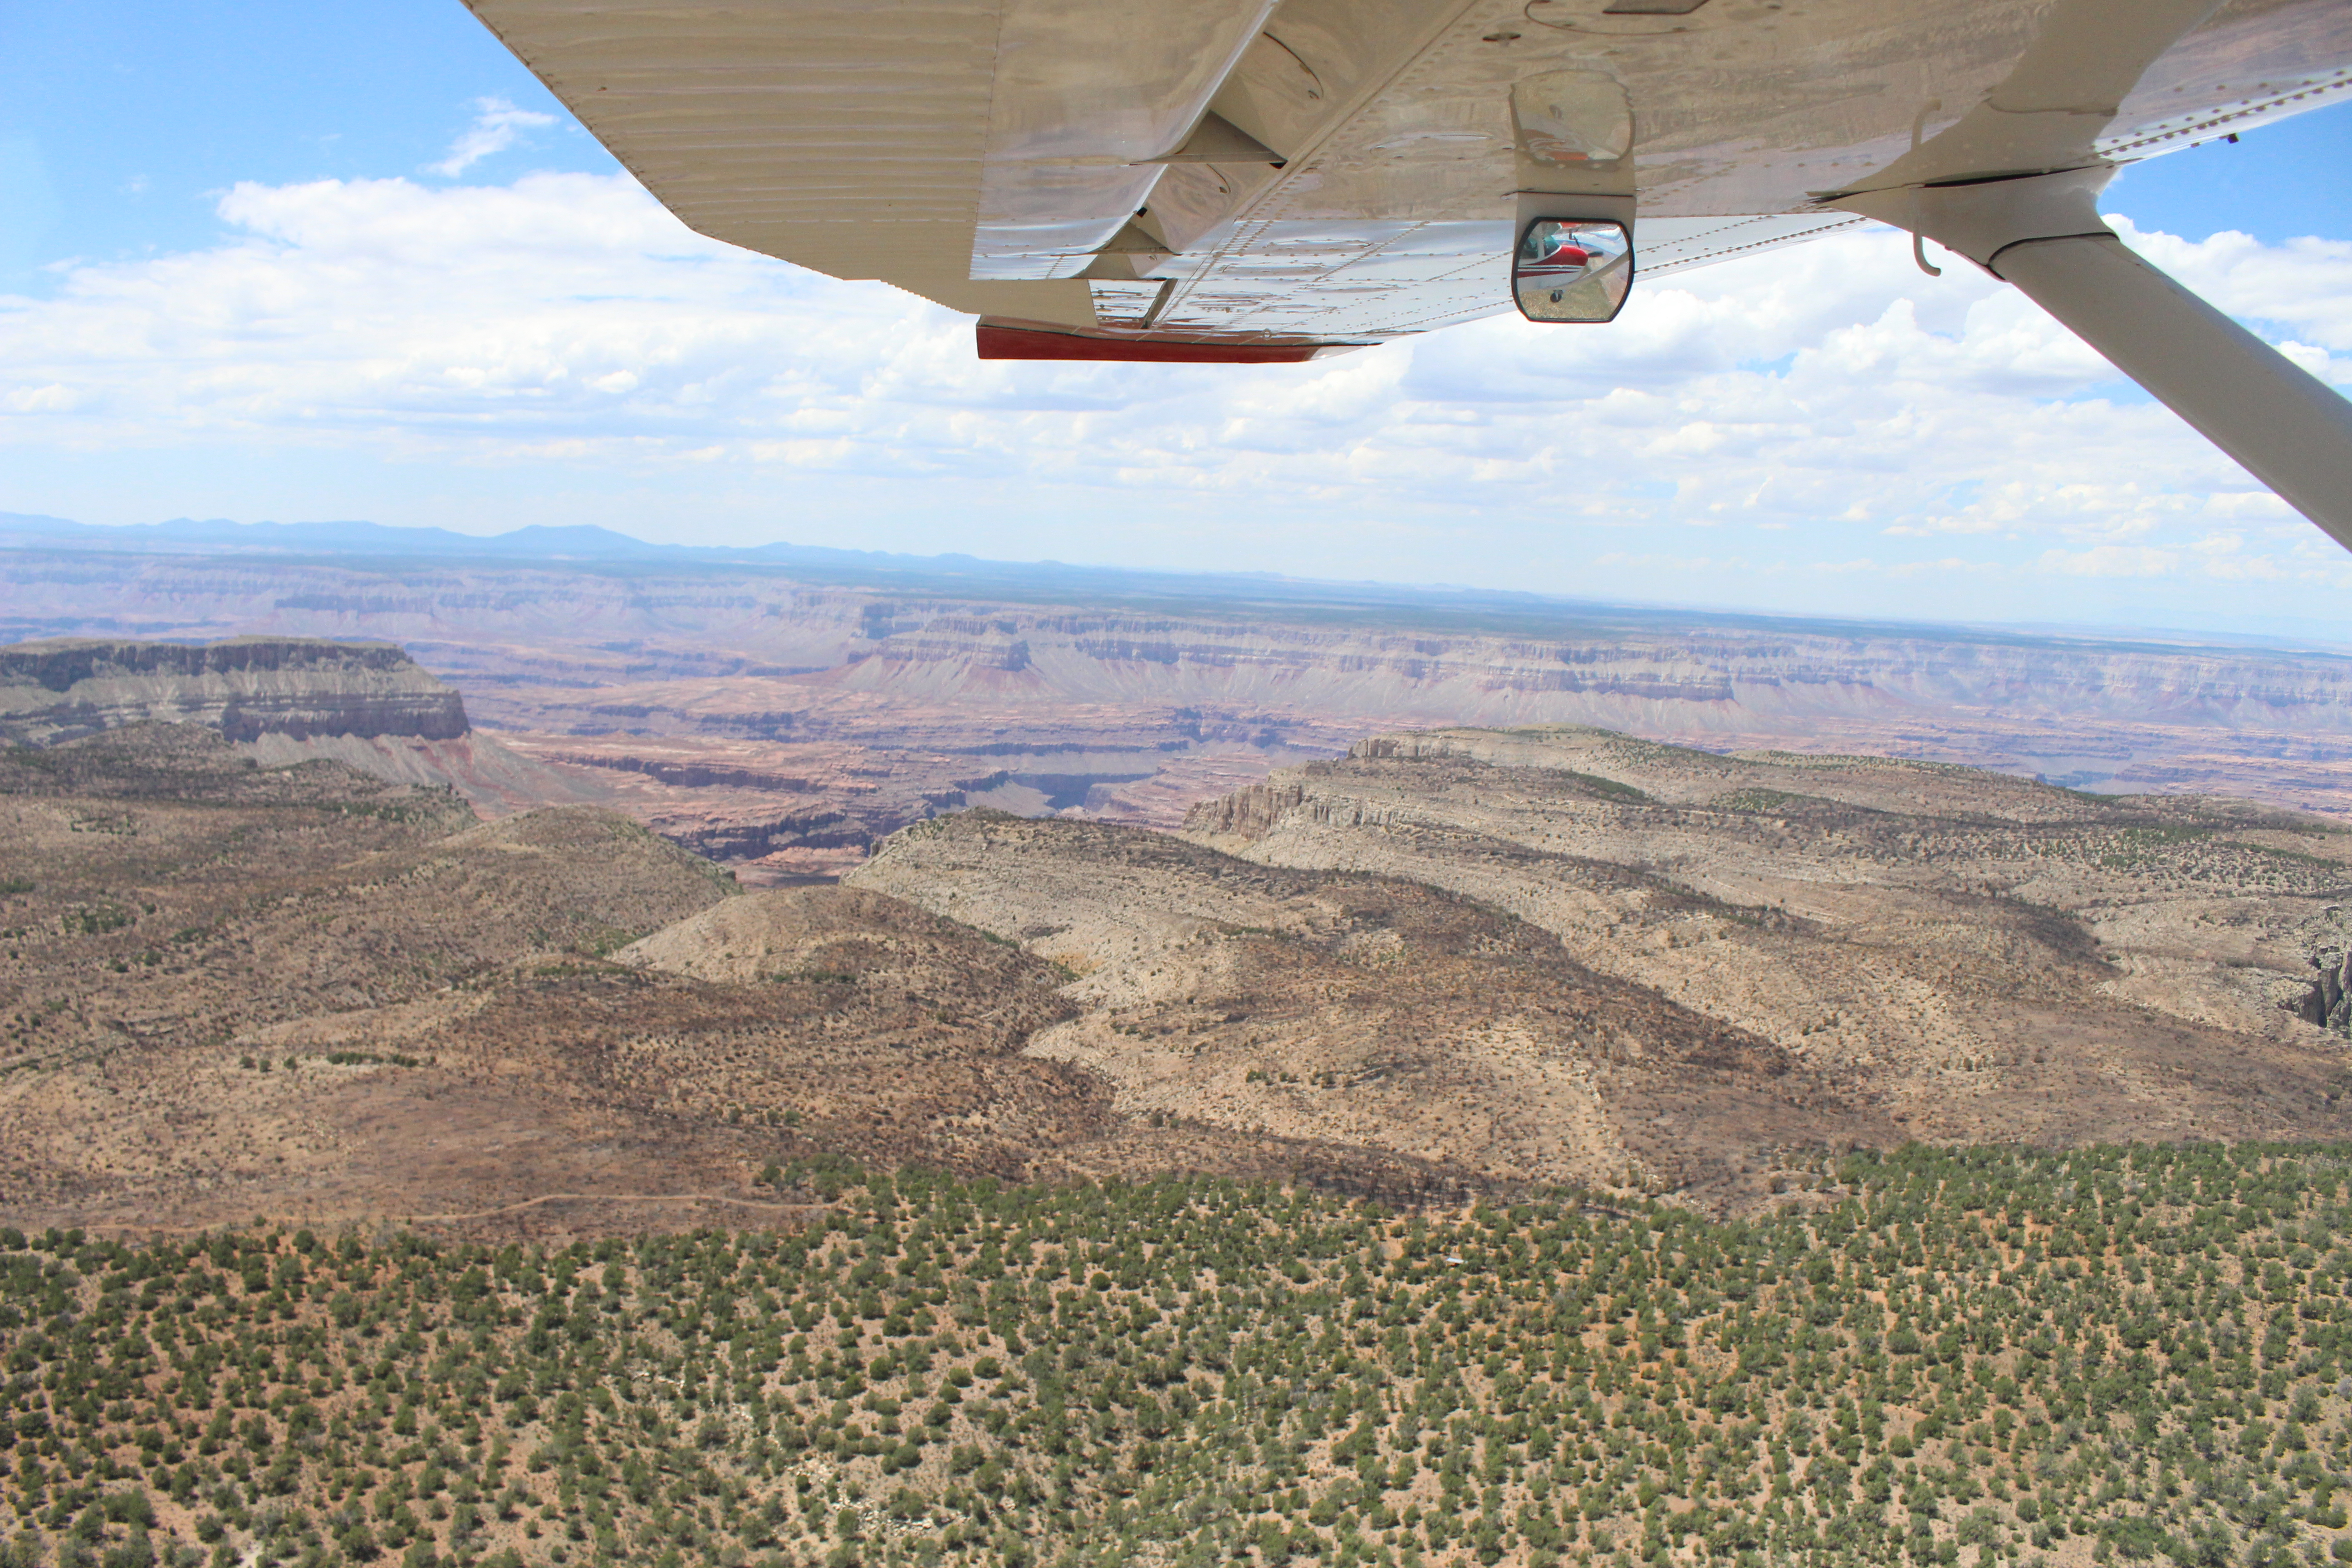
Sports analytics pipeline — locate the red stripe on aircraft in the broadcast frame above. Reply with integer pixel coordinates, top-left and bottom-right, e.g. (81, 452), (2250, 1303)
(975, 325), (1333, 364)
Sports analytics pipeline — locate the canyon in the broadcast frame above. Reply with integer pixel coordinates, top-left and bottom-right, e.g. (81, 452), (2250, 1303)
(5, 535), (2352, 878)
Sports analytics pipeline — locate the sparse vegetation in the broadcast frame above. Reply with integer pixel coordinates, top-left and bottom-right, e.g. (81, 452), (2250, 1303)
(9, 1145), (2352, 1568)
(772, 969), (862, 987)
(1558, 772), (1650, 805)
(59, 906), (131, 937)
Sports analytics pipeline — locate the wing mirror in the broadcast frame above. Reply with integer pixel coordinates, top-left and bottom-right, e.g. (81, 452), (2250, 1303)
(1513, 219), (1633, 323)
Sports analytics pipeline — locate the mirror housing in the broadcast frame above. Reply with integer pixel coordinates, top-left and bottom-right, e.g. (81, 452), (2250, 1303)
(1513, 218), (1633, 323)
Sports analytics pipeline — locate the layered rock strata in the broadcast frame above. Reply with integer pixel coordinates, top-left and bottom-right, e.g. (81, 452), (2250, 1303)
(0, 636), (586, 816)
(0, 636), (468, 745)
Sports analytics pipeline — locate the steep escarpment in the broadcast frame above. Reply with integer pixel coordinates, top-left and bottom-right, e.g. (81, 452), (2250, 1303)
(13, 550), (2351, 758)
(0, 636), (468, 744)
(0, 636), (593, 814)
(1185, 778), (1308, 840)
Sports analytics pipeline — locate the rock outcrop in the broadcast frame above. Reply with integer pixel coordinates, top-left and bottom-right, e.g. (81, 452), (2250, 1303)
(0, 637), (469, 745)
(1181, 778), (1306, 843)
(2288, 949), (2352, 1030)
(0, 637), (597, 817)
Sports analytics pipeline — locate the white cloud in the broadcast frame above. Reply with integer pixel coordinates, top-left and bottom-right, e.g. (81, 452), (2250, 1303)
(0, 170), (2347, 625)
(428, 98), (557, 179)
(2117, 222), (2352, 353)
(3, 383), (76, 412)
(2036, 544), (2181, 578)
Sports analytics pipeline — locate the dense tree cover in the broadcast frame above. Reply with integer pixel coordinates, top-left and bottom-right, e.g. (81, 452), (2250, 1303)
(5, 1143), (2352, 1568)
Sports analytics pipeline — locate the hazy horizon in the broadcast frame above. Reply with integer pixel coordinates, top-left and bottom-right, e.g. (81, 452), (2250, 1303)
(12, 505), (2352, 655)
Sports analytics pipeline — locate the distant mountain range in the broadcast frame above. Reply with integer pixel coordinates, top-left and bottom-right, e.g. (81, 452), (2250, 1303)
(5, 509), (2340, 654)
(0, 509), (1698, 628)
(0, 510), (958, 566)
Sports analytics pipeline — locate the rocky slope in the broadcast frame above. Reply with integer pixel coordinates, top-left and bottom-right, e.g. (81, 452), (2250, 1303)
(0, 727), (1096, 1234)
(0, 728), (1460, 1234)
(1181, 725), (2352, 1148)
(6, 720), (2352, 1235)
(845, 811), (1895, 1208)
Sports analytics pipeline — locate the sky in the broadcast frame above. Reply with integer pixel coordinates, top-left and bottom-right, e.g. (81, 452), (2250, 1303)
(1, 4), (2350, 637)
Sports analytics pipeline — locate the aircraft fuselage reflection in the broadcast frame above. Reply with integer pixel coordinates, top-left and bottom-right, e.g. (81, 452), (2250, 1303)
(1513, 218), (1634, 323)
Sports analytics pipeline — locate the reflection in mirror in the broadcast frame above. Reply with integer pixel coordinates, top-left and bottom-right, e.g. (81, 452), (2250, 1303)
(1513, 220), (1633, 323)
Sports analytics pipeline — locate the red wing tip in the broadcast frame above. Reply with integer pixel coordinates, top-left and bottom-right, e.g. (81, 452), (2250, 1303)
(975, 323), (1369, 364)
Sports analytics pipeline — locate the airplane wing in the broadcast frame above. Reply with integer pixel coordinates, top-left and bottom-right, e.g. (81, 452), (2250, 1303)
(463, 0), (2352, 543)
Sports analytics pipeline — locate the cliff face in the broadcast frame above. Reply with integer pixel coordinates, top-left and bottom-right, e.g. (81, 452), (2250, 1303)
(1181, 779), (1307, 842)
(0, 637), (470, 746)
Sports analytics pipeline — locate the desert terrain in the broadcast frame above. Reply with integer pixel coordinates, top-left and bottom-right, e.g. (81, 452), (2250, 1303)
(0, 725), (1106, 1237)
(5, 711), (2349, 1239)
(0, 725), (1514, 1237)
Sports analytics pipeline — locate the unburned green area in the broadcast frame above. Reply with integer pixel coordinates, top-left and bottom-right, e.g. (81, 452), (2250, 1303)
(6, 1143), (2352, 1568)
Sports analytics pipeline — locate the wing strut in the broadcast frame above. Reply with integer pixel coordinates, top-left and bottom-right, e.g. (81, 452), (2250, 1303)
(1995, 235), (2352, 550)
(1838, 169), (2352, 553)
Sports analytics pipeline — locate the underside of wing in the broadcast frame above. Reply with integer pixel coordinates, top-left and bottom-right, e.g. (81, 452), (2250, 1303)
(465, 0), (2350, 361)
